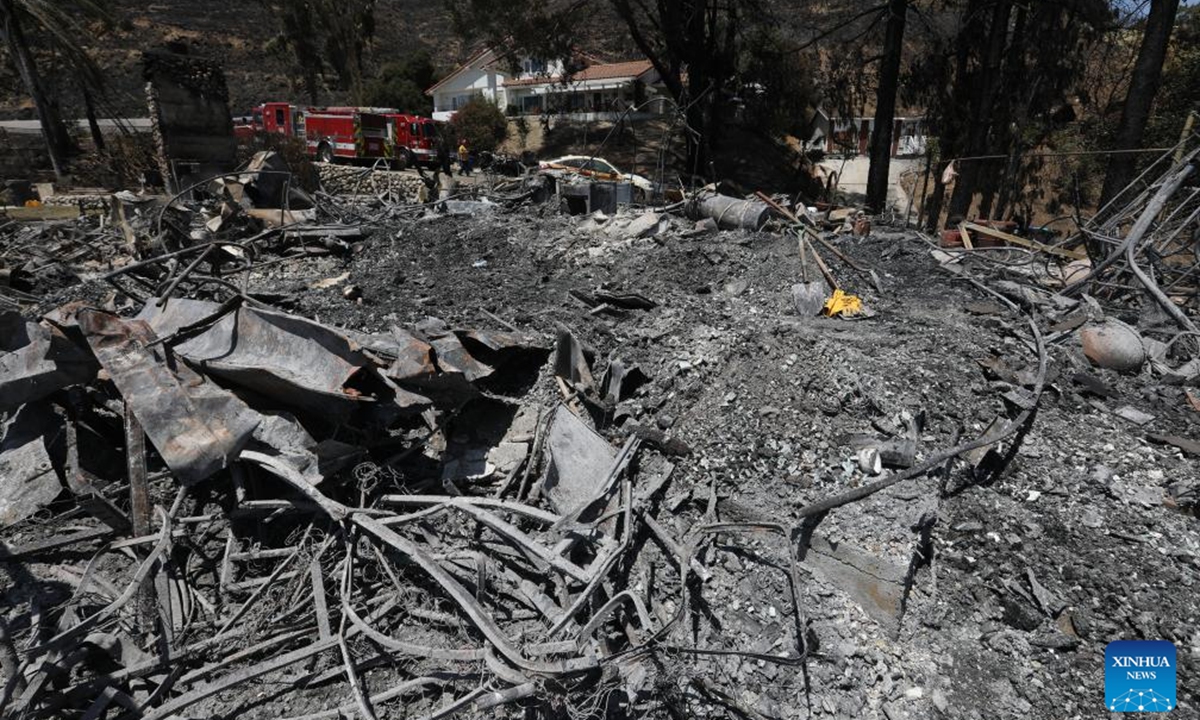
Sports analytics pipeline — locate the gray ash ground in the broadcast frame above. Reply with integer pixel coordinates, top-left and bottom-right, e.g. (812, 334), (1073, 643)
(235, 207), (1199, 719)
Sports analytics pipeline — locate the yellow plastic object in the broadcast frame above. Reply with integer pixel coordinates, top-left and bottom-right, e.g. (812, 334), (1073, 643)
(24, 200), (42, 208)
(822, 289), (862, 317)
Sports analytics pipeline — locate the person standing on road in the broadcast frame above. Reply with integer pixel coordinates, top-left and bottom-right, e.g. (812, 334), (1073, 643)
(457, 140), (470, 176)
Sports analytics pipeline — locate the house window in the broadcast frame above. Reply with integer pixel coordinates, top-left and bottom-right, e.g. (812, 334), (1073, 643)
(523, 58), (546, 75)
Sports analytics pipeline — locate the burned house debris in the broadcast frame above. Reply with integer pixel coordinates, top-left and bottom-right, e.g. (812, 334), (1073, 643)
(0, 104), (1198, 720)
(142, 50), (240, 194)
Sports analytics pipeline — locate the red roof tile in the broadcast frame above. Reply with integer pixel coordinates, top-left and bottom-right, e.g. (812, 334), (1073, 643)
(502, 75), (556, 88)
(575, 60), (653, 81)
(501, 60), (654, 87)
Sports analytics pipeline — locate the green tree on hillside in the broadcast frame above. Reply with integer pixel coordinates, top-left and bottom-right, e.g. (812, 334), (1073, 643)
(363, 51), (439, 113)
(450, 96), (508, 152)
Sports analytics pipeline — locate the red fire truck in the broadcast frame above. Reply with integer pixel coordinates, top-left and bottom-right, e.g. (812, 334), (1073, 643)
(303, 106), (390, 163)
(241, 102), (442, 168)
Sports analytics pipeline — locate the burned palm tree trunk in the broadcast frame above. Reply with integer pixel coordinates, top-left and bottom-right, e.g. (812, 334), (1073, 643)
(82, 83), (105, 151)
(0, 0), (72, 178)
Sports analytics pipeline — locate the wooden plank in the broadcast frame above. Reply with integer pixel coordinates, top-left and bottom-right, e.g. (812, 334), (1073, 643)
(2, 205), (80, 221)
(310, 558), (332, 644)
(125, 406), (151, 539)
(959, 224), (974, 250)
(1146, 432), (1200, 456)
(0, 528), (112, 561)
(245, 208), (317, 227)
(963, 222), (1087, 260)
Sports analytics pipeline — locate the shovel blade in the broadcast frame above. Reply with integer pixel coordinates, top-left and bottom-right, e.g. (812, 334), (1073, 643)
(792, 281), (828, 317)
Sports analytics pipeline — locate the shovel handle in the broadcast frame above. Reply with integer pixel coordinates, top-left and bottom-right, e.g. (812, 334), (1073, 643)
(806, 241), (839, 291)
(797, 231), (811, 283)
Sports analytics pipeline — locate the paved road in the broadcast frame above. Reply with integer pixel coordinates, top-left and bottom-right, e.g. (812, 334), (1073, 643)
(0, 118), (152, 134)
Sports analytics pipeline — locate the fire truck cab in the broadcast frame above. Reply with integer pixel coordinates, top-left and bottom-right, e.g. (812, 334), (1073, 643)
(257, 102), (305, 137)
(384, 114), (442, 168)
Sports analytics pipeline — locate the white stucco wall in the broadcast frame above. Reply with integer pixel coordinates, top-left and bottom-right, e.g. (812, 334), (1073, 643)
(432, 65), (508, 120)
(818, 156), (923, 212)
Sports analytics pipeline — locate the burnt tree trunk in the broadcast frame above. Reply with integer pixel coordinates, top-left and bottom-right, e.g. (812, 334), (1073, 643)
(923, 0), (981, 230)
(866, 0), (908, 213)
(924, 163), (949, 231)
(986, 3), (1029, 221)
(1099, 0), (1181, 207)
(947, 0), (1013, 220)
(612, 0), (711, 176)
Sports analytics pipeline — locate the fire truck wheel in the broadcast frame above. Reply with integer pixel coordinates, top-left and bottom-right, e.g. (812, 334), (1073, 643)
(317, 143), (334, 164)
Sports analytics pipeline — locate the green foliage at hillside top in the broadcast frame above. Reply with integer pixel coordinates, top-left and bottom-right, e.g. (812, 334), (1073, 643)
(362, 51), (439, 114)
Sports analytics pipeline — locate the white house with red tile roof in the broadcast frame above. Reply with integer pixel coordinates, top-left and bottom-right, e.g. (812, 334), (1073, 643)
(427, 49), (669, 122)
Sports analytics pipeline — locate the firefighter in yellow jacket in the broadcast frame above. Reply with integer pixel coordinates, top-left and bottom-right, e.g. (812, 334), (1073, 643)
(457, 140), (470, 176)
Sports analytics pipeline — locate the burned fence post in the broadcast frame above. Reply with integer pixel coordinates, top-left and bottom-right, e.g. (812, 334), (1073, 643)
(124, 403), (158, 635)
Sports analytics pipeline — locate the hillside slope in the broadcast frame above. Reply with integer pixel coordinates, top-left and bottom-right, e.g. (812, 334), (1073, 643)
(0, 0), (462, 119)
(0, 0), (640, 120)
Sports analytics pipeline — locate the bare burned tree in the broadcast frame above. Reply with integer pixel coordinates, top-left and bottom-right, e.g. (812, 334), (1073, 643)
(1099, 0), (1182, 206)
(865, 0), (908, 213)
(912, 0), (1111, 229)
(263, 0), (377, 103)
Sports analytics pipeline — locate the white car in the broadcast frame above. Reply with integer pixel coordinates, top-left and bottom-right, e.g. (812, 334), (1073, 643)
(538, 155), (655, 194)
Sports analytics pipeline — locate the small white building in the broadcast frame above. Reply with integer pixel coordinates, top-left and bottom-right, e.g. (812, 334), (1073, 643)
(807, 108), (928, 158)
(427, 49), (669, 122)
